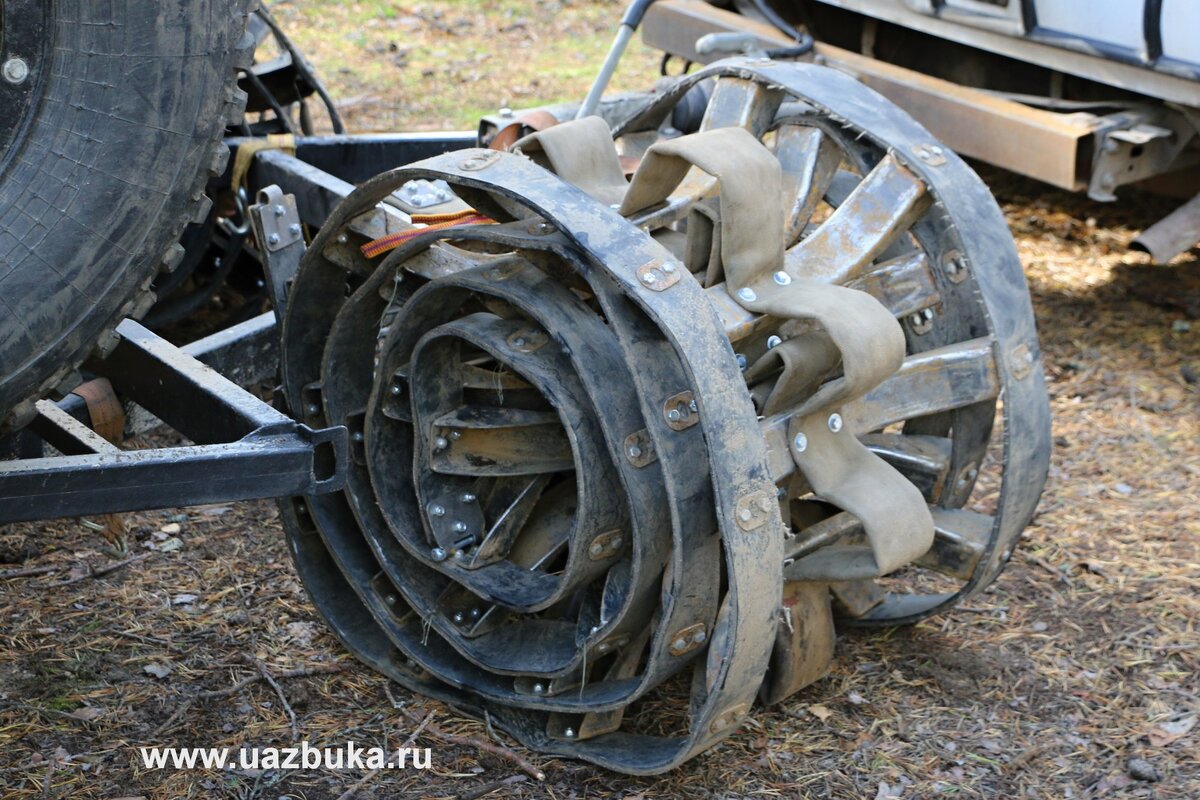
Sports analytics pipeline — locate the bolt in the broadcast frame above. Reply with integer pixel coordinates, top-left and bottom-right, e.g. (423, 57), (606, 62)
(273, 204), (286, 217)
(470, 607), (481, 619)
(596, 642), (611, 654)
(385, 594), (397, 606)
(437, 191), (451, 202)
(590, 625), (600, 635)
(431, 547), (447, 561)
(641, 272), (657, 285)
(589, 541), (604, 557)
(736, 354), (748, 371)
(453, 611), (465, 624)
(737, 287), (757, 303)
(767, 335), (782, 349)
(500, 107), (514, 118)
(532, 682), (546, 694)
(453, 521), (468, 533)
(462, 493), (476, 503)
(627, 443), (642, 459)
(917, 147), (932, 160)
(564, 727), (576, 739)
(692, 628), (707, 644)
(306, 404), (319, 415)
(3, 57), (29, 84)
(923, 307), (935, 322)
(288, 223), (302, 235)
(448, 430), (462, 440)
(267, 233), (280, 245)
(352, 431), (364, 442)
(512, 337), (526, 347)
(405, 183), (418, 195)
(909, 312), (924, 328)
(931, 145), (944, 155)
(773, 271), (791, 286)
(454, 549), (466, 560)
(429, 504), (446, 517)
(738, 508), (753, 523)
(666, 407), (682, 422)
(672, 637), (688, 651)
(662, 262), (676, 274)
(793, 432), (808, 452)
(611, 536), (623, 550)
(390, 384), (402, 395)
(827, 413), (843, 433)
(434, 436), (449, 450)
(337, 233), (349, 244)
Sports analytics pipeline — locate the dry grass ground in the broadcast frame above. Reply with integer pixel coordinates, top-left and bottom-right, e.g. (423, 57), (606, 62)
(1, 2), (1198, 798)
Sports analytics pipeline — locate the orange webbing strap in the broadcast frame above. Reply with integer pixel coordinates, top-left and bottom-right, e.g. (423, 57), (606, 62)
(360, 211), (495, 259)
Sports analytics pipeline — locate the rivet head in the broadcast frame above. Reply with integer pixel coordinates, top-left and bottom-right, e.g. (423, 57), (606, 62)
(462, 493), (476, 503)
(470, 607), (481, 619)
(564, 727), (576, 739)
(641, 272), (657, 285)
(793, 432), (808, 452)
(390, 385), (402, 396)
(429, 504), (446, 517)
(773, 271), (791, 286)
(352, 431), (364, 442)
(267, 233), (280, 245)
(627, 443), (642, 458)
(3, 57), (29, 84)
(737, 287), (757, 303)
(337, 233), (349, 244)
(533, 683), (546, 694)
(736, 354), (748, 371)
(452, 521), (468, 533)
(434, 436), (449, 450)
(273, 204), (286, 217)
(589, 542), (604, 556)
(767, 335), (782, 349)
(666, 408), (682, 422)
(827, 413), (843, 433)
(693, 629), (707, 644)
(430, 547), (447, 561)
(453, 612), (465, 623)
(385, 594), (397, 606)
(738, 508), (753, 523)
(288, 223), (302, 235)
(449, 430), (462, 440)
(662, 262), (677, 274)
(672, 637), (688, 651)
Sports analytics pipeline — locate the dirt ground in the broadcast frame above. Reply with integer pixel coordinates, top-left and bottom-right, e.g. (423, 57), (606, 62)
(1, 2), (1198, 798)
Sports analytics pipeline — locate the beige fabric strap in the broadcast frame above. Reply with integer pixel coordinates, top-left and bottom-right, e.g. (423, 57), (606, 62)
(512, 116), (629, 208)
(231, 133), (296, 194)
(777, 280), (933, 578)
(618, 128), (784, 287)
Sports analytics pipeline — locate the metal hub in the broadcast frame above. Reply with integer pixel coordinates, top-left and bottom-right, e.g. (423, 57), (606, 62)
(278, 59), (1050, 774)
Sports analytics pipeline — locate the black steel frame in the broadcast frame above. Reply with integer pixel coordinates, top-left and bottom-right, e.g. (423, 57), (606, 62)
(0, 133), (475, 525)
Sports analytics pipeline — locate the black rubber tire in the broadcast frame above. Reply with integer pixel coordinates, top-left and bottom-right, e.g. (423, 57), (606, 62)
(0, 0), (257, 431)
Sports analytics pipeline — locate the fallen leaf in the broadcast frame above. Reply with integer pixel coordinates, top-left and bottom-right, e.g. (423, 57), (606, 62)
(159, 537), (183, 553)
(808, 704), (833, 721)
(69, 706), (103, 722)
(1148, 715), (1196, 747)
(159, 523), (181, 535)
(143, 662), (173, 679)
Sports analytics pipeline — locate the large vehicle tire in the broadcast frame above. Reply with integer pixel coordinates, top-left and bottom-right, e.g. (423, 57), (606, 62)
(0, 0), (257, 431)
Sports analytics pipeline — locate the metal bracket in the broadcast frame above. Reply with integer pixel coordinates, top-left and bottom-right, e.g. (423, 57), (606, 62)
(249, 186), (306, 322)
